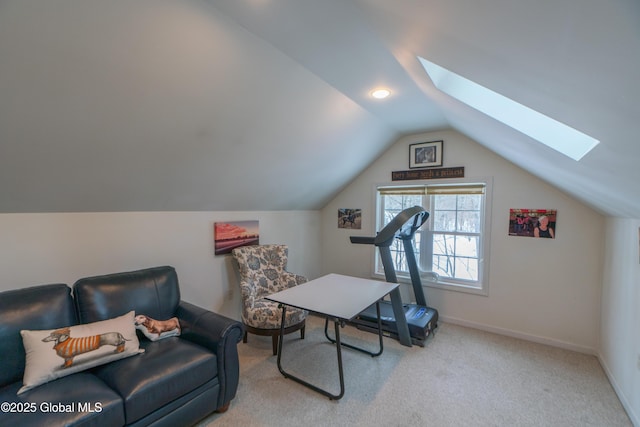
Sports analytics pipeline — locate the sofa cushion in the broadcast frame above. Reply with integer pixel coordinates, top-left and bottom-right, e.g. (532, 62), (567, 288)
(0, 372), (124, 427)
(74, 266), (180, 323)
(127, 381), (221, 427)
(19, 311), (143, 394)
(91, 337), (217, 424)
(0, 284), (77, 388)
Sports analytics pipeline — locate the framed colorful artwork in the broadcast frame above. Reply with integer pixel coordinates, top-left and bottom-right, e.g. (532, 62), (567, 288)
(214, 220), (259, 255)
(508, 209), (556, 239)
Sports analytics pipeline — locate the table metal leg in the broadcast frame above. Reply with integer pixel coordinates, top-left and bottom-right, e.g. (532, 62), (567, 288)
(324, 301), (384, 357)
(276, 305), (345, 400)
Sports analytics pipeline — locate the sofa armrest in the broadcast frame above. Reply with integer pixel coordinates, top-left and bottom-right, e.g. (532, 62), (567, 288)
(176, 301), (244, 411)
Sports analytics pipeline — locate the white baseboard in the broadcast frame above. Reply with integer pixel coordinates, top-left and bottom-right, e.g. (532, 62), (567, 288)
(596, 353), (639, 427)
(439, 315), (596, 355)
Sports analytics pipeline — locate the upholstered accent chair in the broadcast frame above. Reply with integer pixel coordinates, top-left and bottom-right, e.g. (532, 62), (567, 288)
(231, 244), (307, 355)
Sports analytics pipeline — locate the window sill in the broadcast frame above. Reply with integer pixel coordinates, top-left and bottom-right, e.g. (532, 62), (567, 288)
(374, 272), (488, 297)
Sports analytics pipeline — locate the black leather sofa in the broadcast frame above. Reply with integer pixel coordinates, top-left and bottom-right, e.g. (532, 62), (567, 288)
(0, 266), (243, 427)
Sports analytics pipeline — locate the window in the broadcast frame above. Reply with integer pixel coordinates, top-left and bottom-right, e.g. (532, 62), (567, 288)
(418, 57), (599, 161)
(376, 180), (491, 295)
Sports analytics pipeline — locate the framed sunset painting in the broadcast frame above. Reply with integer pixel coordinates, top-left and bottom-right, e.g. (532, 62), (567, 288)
(214, 220), (259, 255)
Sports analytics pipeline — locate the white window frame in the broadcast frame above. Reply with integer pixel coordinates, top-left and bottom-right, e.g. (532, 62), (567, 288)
(374, 178), (492, 296)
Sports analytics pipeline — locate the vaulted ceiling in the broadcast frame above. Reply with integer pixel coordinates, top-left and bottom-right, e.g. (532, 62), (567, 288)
(1, 0), (638, 216)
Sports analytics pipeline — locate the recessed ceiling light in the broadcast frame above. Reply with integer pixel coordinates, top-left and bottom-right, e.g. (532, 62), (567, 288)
(371, 88), (391, 99)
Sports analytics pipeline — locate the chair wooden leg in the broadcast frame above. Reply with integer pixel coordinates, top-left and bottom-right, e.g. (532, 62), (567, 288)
(242, 321), (305, 355)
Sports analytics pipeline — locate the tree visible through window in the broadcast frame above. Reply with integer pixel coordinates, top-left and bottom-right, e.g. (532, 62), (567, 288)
(377, 182), (489, 294)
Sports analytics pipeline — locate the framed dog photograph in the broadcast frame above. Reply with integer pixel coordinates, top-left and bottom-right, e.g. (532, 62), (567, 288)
(338, 208), (362, 229)
(409, 140), (443, 168)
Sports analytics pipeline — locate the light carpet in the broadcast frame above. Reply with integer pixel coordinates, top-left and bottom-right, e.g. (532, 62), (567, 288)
(198, 315), (632, 427)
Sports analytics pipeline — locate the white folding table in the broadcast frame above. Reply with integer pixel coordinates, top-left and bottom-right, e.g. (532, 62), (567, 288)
(265, 273), (399, 400)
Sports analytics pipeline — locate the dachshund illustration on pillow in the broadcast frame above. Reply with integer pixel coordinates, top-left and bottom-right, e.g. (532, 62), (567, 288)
(42, 328), (127, 368)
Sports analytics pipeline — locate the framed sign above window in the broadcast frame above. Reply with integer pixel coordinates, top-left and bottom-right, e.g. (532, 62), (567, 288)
(409, 140), (443, 169)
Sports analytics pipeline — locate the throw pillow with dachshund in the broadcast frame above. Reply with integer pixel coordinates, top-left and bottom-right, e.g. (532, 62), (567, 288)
(19, 311), (143, 394)
(134, 314), (181, 341)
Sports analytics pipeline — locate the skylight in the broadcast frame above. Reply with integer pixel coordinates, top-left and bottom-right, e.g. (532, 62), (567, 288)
(418, 57), (599, 161)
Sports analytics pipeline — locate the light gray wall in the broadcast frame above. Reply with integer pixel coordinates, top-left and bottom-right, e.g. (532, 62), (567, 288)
(321, 129), (605, 353)
(0, 210), (322, 320)
(601, 217), (640, 426)
(0, 0), (396, 213)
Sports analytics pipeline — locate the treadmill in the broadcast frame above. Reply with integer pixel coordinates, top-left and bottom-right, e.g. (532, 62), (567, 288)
(350, 206), (438, 347)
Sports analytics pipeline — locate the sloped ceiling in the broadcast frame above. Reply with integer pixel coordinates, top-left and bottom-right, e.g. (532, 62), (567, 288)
(0, 0), (638, 216)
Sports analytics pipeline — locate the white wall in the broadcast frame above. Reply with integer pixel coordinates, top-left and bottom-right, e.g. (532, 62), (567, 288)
(600, 217), (640, 426)
(321, 130), (604, 353)
(0, 210), (322, 320)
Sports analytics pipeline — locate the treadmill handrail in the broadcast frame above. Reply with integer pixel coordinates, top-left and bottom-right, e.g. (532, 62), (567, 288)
(374, 206), (428, 247)
(350, 236), (376, 245)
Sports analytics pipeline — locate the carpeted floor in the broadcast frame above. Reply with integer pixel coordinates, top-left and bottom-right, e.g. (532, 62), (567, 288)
(198, 315), (632, 427)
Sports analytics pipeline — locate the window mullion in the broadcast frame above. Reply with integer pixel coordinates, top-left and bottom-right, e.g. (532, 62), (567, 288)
(420, 194), (433, 272)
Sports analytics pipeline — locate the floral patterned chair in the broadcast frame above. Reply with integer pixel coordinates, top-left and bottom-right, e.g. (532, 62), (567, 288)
(231, 244), (307, 355)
